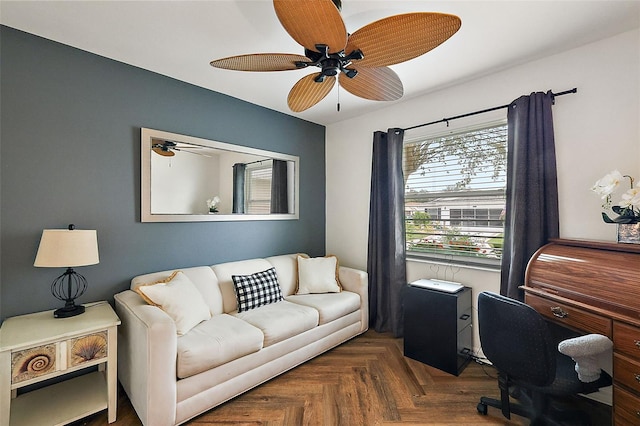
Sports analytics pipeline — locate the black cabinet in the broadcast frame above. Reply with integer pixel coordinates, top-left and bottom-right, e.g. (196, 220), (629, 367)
(403, 285), (472, 376)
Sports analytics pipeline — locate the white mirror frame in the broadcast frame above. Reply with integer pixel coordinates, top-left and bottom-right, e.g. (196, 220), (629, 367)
(141, 128), (299, 222)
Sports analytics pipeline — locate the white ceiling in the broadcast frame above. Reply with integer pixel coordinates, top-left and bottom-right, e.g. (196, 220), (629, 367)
(2, 1), (639, 126)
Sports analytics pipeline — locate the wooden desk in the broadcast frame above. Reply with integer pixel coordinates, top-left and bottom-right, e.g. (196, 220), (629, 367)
(522, 238), (640, 425)
(0, 302), (120, 426)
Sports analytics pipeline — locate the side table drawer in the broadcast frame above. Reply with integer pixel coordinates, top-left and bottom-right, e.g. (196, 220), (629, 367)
(525, 294), (612, 337)
(68, 331), (108, 367)
(614, 386), (640, 425)
(10, 330), (109, 386)
(614, 353), (640, 394)
(614, 321), (640, 359)
(11, 344), (58, 384)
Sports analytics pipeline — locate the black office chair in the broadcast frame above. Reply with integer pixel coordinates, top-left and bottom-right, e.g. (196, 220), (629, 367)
(476, 292), (611, 425)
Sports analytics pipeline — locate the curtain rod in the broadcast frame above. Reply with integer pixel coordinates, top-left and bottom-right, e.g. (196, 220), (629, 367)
(235, 159), (269, 167)
(402, 88), (577, 132)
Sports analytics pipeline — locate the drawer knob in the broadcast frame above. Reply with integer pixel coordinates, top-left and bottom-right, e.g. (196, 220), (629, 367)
(550, 306), (568, 318)
(635, 374), (640, 383)
(634, 339), (640, 349)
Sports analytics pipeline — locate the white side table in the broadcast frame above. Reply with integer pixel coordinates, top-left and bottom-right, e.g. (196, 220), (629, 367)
(0, 302), (121, 426)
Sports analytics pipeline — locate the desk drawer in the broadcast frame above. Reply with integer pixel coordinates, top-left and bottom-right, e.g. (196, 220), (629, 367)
(614, 386), (640, 425)
(614, 321), (640, 359)
(525, 294), (612, 337)
(614, 353), (640, 394)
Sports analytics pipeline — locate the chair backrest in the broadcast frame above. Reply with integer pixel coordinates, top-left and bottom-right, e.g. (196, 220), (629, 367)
(478, 292), (556, 387)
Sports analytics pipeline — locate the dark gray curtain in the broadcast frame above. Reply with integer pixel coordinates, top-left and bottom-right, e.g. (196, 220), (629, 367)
(232, 163), (246, 214)
(500, 91), (559, 300)
(367, 128), (407, 337)
(270, 159), (289, 214)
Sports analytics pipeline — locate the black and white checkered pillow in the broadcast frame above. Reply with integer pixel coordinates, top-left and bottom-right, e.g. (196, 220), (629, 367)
(232, 267), (284, 312)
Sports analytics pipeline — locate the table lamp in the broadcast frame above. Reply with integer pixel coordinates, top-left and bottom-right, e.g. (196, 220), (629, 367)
(34, 224), (99, 318)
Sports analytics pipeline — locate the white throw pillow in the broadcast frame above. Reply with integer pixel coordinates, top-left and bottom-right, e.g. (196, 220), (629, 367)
(296, 255), (342, 294)
(136, 271), (211, 335)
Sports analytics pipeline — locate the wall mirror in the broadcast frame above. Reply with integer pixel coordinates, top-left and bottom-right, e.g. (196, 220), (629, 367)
(141, 128), (299, 222)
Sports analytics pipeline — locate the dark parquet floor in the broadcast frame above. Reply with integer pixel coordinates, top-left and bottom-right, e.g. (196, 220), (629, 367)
(78, 330), (610, 425)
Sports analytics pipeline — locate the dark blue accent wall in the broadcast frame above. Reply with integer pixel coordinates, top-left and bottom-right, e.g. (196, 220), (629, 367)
(0, 26), (326, 320)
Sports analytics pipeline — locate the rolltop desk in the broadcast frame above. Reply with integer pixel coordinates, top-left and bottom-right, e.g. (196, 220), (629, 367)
(522, 238), (640, 425)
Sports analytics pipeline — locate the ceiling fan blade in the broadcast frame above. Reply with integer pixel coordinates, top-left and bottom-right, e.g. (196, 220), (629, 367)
(288, 73), (336, 112)
(210, 53), (311, 71)
(173, 148), (212, 158)
(339, 67), (403, 101)
(345, 13), (461, 68)
(152, 147), (175, 157)
(274, 0), (347, 54)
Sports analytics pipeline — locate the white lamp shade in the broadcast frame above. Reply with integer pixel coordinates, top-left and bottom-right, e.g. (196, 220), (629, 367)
(34, 229), (99, 268)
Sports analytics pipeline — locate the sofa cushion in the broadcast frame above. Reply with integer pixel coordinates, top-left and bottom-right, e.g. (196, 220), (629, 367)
(135, 271), (211, 335)
(232, 267), (284, 312)
(286, 291), (361, 325)
(233, 301), (319, 346)
(265, 253), (301, 297)
(176, 314), (264, 379)
(296, 255), (342, 294)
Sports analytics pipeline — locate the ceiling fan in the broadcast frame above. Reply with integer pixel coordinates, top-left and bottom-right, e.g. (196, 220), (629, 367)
(152, 140), (210, 158)
(210, 0), (461, 112)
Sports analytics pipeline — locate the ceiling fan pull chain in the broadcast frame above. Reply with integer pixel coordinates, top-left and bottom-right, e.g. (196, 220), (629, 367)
(337, 84), (340, 112)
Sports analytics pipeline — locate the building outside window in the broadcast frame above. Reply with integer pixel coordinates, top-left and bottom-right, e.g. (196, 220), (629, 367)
(403, 122), (508, 267)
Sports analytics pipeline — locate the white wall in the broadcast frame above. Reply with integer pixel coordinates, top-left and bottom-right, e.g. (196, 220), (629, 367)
(326, 29), (640, 352)
(151, 150), (221, 214)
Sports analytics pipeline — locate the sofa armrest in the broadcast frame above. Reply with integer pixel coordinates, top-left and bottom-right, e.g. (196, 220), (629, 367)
(339, 266), (369, 332)
(114, 290), (178, 426)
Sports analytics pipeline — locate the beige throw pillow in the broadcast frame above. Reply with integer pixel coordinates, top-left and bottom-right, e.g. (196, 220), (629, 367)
(296, 255), (342, 294)
(136, 271), (211, 335)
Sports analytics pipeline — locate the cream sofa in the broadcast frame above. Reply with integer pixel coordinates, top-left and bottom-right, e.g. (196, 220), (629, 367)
(114, 253), (368, 426)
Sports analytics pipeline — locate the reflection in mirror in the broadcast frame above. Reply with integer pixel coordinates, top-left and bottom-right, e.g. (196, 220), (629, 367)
(141, 128), (299, 222)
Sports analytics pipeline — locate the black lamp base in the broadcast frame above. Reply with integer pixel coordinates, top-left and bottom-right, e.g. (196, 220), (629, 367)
(51, 267), (88, 319)
(54, 304), (85, 318)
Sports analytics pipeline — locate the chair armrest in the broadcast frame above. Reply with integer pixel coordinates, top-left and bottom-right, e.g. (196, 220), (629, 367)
(339, 266), (369, 332)
(114, 290), (177, 426)
(558, 334), (613, 382)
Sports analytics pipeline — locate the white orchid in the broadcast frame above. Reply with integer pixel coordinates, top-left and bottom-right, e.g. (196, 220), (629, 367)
(591, 170), (624, 199)
(620, 184), (640, 208)
(206, 196), (220, 212)
(591, 171), (639, 224)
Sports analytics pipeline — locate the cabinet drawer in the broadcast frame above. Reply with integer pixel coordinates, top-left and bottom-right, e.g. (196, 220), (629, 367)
(525, 294), (612, 337)
(457, 308), (472, 333)
(68, 331), (108, 367)
(11, 344), (57, 384)
(614, 321), (640, 359)
(614, 353), (640, 394)
(614, 385), (640, 425)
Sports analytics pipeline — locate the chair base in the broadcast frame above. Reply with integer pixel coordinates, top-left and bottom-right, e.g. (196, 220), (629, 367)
(477, 393), (593, 426)
(477, 395), (532, 418)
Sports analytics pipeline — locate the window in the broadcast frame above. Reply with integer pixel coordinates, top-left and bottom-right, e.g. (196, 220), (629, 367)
(246, 161), (273, 214)
(404, 122), (507, 266)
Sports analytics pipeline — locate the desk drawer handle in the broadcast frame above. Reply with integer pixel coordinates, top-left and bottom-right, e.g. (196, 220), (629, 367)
(634, 340), (640, 349)
(635, 374), (640, 383)
(550, 306), (568, 318)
